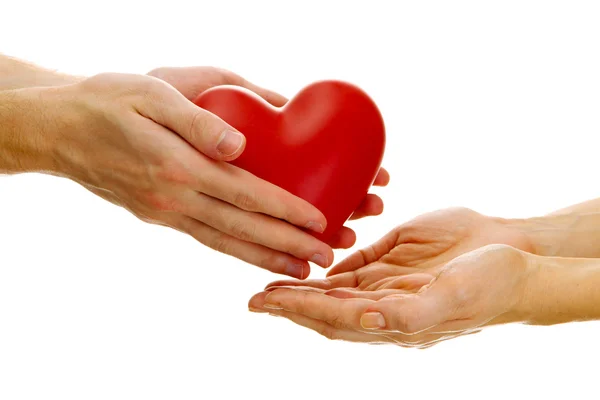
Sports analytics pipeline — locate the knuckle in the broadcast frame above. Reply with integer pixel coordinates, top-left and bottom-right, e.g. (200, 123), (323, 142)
(139, 191), (181, 213)
(209, 232), (233, 255)
(295, 292), (308, 315)
(155, 160), (194, 185)
(234, 191), (258, 211)
(215, 67), (242, 85)
(328, 315), (345, 330)
(398, 313), (419, 334)
(188, 110), (211, 143)
(315, 324), (336, 341)
(228, 220), (257, 242)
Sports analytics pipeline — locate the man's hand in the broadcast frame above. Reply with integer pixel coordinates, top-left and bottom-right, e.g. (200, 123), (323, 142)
(3, 72), (338, 278)
(249, 244), (535, 348)
(147, 66), (390, 250)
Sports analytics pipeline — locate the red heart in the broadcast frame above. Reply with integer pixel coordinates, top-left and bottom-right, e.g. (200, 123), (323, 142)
(193, 80), (386, 242)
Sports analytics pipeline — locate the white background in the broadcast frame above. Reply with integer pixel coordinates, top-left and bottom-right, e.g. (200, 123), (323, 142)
(2, 1), (599, 399)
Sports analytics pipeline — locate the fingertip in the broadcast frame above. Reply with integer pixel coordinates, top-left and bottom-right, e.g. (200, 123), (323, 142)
(364, 195), (384, 216)
(374, 168), (391, 186)
(248, 291), (269, 310)
(326, 227), (356, 249)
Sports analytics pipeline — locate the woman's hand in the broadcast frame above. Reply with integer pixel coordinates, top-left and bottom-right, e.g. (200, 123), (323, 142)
(325, 207), (533, 278)
(249, 244), (534, 348)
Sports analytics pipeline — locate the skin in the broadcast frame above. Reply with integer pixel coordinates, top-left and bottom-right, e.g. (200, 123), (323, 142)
(0, 55), (389, 279)
(249, 204), (600, 347)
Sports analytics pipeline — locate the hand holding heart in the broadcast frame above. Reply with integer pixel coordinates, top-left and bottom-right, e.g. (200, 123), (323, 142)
(10, 65), (387, 278)
(194, 79), (387, 242)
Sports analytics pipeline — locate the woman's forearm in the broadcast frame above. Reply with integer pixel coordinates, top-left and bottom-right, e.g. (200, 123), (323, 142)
(0, 54), (81, 90)
(509, 199), (600, 258)
(518, 254), (600, 325)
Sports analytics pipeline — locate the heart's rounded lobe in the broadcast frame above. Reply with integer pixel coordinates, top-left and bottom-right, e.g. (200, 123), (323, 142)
(194, 80), (386, 242)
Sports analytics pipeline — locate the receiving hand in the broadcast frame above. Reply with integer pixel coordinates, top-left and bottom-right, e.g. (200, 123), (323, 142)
(249, 244), (534, 348)
(326, 207), (532, 278)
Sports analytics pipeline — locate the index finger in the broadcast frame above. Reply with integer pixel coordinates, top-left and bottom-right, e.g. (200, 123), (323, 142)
(327, 228), (399, 276)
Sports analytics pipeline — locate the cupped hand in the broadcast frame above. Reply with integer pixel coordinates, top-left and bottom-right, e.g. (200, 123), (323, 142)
(147, 66), (390, 250)
(249, 244), (534, 348)
(326, 207), (533, 277)
(36, 71), (341, 278)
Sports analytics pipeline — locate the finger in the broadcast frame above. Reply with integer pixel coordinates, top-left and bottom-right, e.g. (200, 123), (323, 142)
(363, 276), (400, 291)
(137, 79), (248, 161)
(208, 68), (289, 107)
(249, 292), (391, 344)
(263, 288), (374, 330)
(325, 226), (356, 249)
(178, 217), (311, 279)
(183, 192), (333, 268)
(197, 160), (328, 236)
(360, 287), (457, 334)
(250, 291), (432, 347)
(264, 270), (358, 291)
(235, 78), (288, 107)
(326, 288), (411, 300)
(261, 308), (394, 344)
(348, 194), (384, 220)
(269, 263), (417, 292)
(326, 228), (400, 277)
(377, 273), (435, 290)
(372, 168), (390, 186)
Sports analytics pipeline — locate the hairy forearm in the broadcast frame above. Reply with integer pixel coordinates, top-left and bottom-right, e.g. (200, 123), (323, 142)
(0, 88), (57, 173)
(0, 54), (82, 90)
(519, 254), (600, 325)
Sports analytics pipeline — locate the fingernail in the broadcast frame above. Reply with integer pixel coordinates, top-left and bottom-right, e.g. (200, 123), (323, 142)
(310, 253), (328, 268)
(360, 312), (386, 329)
(305, 221), (325, 233)
(263, 303), (282, 310)
(285, 262), (305, 279)
(216, 129), (244, 156)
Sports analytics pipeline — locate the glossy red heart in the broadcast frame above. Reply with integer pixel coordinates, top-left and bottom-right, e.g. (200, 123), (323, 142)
(193, 80), (386, 242)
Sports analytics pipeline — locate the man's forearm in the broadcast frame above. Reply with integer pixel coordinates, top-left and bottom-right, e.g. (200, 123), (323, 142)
(0, 88), (57, 174)
(0, 54), (81, 90)
(519, 254), (600, 326)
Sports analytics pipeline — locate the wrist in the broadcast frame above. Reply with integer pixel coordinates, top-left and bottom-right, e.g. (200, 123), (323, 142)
(513, 254), (600, 325)
(0, 87), (67, 174)
(505, 213), (600, 258)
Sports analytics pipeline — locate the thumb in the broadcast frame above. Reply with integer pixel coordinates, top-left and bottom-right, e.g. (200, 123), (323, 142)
(360, 283), (456, 334)
(327, 227), (400, 277)
(139, 79), (246, 161)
